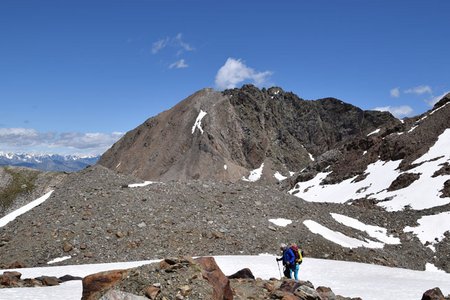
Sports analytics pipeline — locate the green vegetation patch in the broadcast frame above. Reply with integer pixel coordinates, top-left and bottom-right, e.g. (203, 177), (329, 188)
(0, 167), (39, 211)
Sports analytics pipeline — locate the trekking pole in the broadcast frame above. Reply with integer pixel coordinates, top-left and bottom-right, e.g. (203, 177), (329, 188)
(276, 260), (282, 279)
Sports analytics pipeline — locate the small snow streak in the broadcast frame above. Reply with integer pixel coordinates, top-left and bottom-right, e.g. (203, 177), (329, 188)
(367, 128), (380, 136)
(128, 181), (154, 188)
(0, 190), (54, 228)
(408, 125), (418, 133)
(192, 110), (207, 134)
(48, 256), (71, 265)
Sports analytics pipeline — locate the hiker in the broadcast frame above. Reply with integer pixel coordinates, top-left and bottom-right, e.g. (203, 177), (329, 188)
(276, 243), (295, 279)
(289, 242), (302, 280)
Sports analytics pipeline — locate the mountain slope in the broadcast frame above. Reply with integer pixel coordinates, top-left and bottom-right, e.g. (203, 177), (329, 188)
(99, 85), (399, 182)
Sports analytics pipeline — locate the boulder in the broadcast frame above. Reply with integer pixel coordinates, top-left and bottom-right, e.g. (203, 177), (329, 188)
(81, 269), (129, 300)
(39, 276), (60, 286)
(195, 256), (233, 300)
(294, 285), (321, 300)
(422, 287), (445, 300)
(0, 271), (22, 287)
(227, 268), (255, 279)
(316, 286), (336, 300)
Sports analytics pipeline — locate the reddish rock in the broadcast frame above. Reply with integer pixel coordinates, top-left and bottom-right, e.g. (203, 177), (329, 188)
(81, 269), (129, 300)
(195, 256), (233, 300)
(0, 271), (22, 287)
(144, 285), (161, 299)
(63, 241), (73, 252)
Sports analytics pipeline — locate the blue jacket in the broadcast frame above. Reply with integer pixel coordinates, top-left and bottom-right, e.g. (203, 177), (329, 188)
(282, 247), (296, 267)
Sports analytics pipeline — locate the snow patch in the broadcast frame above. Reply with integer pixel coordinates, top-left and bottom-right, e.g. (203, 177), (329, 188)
(308, 153), (315, 161)
(274, 171), (287, 181)
(331, 213), (400, 245)
(289, 160), (401, 205)
(289, 128), (450, 212)
(191, 110), (207, 134)
(303, 220), (384, 249)
(425, 263), (447, 273)
(128, 181), (154, 188)
(269, 218), (292, 227)
(224, 164), (227, 170)
(403, 212), (450, 251)
(242, 163), (264, 182)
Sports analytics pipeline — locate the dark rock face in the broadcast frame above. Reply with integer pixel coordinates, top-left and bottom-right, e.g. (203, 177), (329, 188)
(387, 173), (421, 191)
(98, 85), (398, 182)
(293, 93), (450, 186)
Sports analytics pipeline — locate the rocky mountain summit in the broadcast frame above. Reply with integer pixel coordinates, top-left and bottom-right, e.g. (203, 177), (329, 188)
(99, 85), (399, 182)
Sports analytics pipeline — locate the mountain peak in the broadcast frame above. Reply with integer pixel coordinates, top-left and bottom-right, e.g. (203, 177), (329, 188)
(99, 86), (399, 182)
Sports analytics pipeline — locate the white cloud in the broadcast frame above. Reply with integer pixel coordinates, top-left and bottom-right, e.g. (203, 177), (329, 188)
(215, 58), (272, 90)
(151, 37), (169, 54)
(404, 85), (432, 95)
(0, 128), (123, 155)
(390, 87), (400, 98)
(151, 33), (194, 55)
(373, 105), (414, 118)
(174, 33), (194, 52)
(169, 59), (188, 69)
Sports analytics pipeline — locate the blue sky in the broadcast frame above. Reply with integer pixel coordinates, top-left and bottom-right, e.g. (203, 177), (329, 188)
(1, 0), (449, 155)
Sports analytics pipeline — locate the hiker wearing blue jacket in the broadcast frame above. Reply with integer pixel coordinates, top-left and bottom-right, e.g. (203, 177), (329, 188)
(276, 243), (295, 279)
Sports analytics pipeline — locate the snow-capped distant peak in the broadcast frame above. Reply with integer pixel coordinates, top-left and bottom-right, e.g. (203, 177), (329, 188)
(0, 152), (100, 172)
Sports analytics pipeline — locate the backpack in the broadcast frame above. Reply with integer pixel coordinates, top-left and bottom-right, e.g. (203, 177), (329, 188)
(290, 245), (303, 264)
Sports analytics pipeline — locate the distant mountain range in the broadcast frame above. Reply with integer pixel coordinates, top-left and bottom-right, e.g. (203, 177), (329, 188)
(0, 152), (99, 172)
